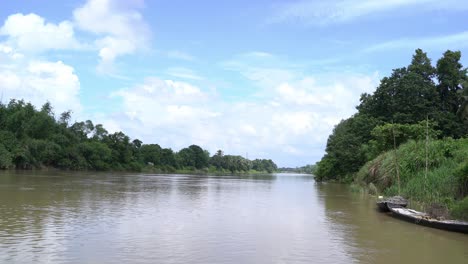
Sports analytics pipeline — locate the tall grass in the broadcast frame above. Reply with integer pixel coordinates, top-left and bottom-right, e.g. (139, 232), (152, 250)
(355, 138), (468, 219)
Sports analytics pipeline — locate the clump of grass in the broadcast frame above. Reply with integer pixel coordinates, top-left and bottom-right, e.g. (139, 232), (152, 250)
(354, 138), (468, 219)
(349, 183), (364, 193)
(368, 182), (378, 195)
(451, 196), (468, 221)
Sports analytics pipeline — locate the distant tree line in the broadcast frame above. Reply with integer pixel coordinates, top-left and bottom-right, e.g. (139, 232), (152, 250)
(315, 49), (468, 181)
(210, 150), (277, 173)
(279, 164), (316, 174)
(0, 100), (277, 173)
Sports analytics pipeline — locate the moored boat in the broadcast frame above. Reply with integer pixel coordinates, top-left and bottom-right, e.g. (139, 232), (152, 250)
(388, 204), (468, 234)
(376, 196), (408, 212)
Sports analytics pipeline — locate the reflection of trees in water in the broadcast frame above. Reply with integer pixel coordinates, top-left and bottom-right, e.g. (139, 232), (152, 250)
(316, 182), (468, 264)
(174, 175), (209, 202)
(211, 174), (277, 197)
(0, 171), (174, 254)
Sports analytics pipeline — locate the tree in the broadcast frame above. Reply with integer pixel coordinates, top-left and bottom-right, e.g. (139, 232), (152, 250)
(436, 50), (466, 113)
(251, 158), (277, 173)
(368, 121), (440, 154)
(210, 150), (224, 169)
(316, 114), (381, 180)
(0, 99), (279, 172)
(139, 144), (162, 165)
(408, 48), (435, 81)
(358, 68), (439, 124)
(188, 145), (209, 169)
(59, 111), (72, 127)
(79, 141), (112, 170)
(93, 124), (108, 140)
(0, 144), (13, 169)
(160, 148), (176, 167)
(457, 87), (468, 128)
(316, 49), (468, 182)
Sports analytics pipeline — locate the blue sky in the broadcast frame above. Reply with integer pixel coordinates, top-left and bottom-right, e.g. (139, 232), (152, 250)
(1, 0), (467, 167)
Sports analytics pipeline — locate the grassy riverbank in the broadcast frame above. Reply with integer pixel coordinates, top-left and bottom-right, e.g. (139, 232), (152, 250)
(354, 138), (468, 220)
(313, 49), (467, 220)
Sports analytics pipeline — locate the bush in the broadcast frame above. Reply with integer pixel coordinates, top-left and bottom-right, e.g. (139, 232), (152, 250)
(368, 183), (378, 195)
(0, 144), (13, 169)
(451, 196), (468, 221)
(349, 183), (363, 193)
(453, 162), (468, 197)
(355, 138), (468, 214)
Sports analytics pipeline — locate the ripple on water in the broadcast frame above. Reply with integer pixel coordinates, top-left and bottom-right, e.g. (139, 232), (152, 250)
(1, 173), (468, 264)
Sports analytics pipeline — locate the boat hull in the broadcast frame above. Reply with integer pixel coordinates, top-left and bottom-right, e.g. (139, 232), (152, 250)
(388, 205), (468, 234)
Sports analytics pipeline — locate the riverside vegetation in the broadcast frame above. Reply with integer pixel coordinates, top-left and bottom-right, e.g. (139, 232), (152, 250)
(0, 101), (277, 174)
(314, 49), (468, 220)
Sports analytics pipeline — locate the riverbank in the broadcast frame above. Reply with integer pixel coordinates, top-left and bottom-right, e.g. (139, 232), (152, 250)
(140, 165), (276, 176)
(0, 166), (277, 176)
(353, 138), (468, 220)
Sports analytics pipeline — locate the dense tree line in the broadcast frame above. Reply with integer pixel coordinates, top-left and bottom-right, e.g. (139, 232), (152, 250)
(315, 49), (468, 181)
(0, 100), (277, 173)
(279, 164), (316, 174)
(210, 150), (277, 173)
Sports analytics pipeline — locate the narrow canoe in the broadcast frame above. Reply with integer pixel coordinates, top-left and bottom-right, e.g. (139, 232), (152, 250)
(376, 196), (408, 212)
(388, 205), (468, 234)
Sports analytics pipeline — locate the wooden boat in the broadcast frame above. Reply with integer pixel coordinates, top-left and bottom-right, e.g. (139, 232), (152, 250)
(388, 204), (468, 234)
(376, 196), (408, 212)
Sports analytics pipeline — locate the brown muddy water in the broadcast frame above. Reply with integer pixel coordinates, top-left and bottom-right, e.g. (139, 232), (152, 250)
(0, 171), (467, 263)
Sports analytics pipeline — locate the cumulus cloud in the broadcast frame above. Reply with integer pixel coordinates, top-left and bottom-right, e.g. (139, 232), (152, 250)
(105, 68), (378, 166)
(0, 0), (151, 72)
(0, 44), (81, 115)
(0, 13), (82, 52)
(90, 51), (380, 166)
(73, 0), (151, 72)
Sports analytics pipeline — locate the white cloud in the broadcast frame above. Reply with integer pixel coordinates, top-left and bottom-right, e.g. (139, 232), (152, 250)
(73, 0), (151, 72)
(222, 52), (301, 89)
(0, 44), (81, 115)
(364, 31), (468, 53)
(0, 1), (152, 73)
(0, 13), (82, 52)
(102, 67), (378, 166)
(269, 0), (468, 25)
(92, 51), (381, 166)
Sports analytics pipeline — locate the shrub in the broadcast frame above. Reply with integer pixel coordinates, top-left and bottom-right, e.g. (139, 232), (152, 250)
(451, 196), (468, 221)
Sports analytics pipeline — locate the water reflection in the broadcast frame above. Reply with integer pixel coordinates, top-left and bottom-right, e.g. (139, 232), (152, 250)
(0, 171), (467, 264)
(316, 182), (468, 264)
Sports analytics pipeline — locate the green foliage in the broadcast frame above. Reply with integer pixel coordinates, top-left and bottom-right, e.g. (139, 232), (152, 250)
(279, 164), (316, 174)
(368, 183), (378, 195)
(369, 121), (440, 154)
(451, 196), (468, 221)
(139, 144), (162, 165)
(355, 138), (468, 218)
(0, 144), (13, 169)
(436, 50), (467, 113)
(0, 100), (278, 173)
(314, 154), (337, 181)
(316, 49), (467, 181)
(251, 158), (277, 173)
(349, 183), (364, 193)
(454, 161), (468, 198)
(315, 113), (380, 180)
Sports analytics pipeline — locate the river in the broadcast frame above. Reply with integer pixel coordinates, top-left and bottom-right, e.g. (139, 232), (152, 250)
(0, 171), (467, 263)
